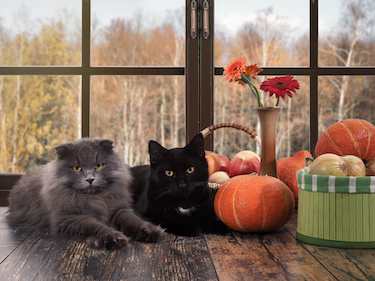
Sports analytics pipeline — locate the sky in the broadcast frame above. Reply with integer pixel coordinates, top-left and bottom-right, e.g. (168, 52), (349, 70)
(0, 0), (342, 36)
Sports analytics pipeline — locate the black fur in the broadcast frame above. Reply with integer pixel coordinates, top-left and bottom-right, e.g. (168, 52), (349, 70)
(130, 133), (227, 236)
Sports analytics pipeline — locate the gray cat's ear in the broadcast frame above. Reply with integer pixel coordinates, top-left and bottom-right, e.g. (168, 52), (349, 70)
(54, 143), (72, 159)
(186, 133), (205, 157)
(97, 139), (114, 153)
(149, 140), (167, 164)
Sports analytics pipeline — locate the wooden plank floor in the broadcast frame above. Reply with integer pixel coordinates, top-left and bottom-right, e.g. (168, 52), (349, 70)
(1, 207), (375, 281)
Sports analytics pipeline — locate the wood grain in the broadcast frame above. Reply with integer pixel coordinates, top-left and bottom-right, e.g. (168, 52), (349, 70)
(100, 235), (218, 281)
(2, 207), (375, 281)
(205, 228), (336, 280)
(0, 214), (218, 281)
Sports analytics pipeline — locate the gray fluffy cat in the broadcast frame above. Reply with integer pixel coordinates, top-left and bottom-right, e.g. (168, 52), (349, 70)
(7, 138), (166, 249)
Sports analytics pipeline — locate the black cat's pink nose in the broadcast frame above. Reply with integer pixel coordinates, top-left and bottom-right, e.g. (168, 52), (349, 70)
(86, 178), (95, 184)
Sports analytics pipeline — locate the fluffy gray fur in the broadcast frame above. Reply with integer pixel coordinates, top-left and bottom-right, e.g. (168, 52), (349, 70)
(7, 138), (166, 249)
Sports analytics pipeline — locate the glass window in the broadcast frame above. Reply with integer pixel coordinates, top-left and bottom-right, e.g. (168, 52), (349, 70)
(319, 0), (375, 67)
(90, 75), (185, 166)
(319, 76), (375, 132)
(0, 0), (81, 66)
(215, 0), (309, 67)
(0, 75), (81, 173)
(0, 0), (374, 180)
(91, 0), (185, 66)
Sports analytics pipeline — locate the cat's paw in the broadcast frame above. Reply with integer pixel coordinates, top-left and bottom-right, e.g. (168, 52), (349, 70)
(132, 223), (168, 243)
(91, 231), (129, 249)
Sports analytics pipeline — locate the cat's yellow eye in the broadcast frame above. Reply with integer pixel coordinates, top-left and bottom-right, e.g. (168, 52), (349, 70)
(95, 163), (104, 170)
(73, 166), (82, 173)
(165, 170), (174, 177)
(186, 167), (195, 174)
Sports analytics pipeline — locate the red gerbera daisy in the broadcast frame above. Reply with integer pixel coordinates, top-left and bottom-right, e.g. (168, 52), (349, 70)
(223, 56), (247, 83)
(260, 76), (300, 99)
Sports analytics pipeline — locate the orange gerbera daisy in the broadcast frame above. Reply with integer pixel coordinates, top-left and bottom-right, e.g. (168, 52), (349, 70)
(238, 64), (263, 85)
(223, 56), (247, 82)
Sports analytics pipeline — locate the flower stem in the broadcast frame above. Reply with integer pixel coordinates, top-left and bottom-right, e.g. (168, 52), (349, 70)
(241, 73), (263, 107)
(275, 97), (280, 106)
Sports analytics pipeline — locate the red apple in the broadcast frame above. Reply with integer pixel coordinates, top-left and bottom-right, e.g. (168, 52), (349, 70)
(205, 153), (221, 176)
(217, 154), (231, 174)
(208, 171), (230, 185)
(229, 150), (261, 177)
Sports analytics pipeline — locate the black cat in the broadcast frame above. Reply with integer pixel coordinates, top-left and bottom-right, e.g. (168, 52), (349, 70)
(130, 133), (227, 236)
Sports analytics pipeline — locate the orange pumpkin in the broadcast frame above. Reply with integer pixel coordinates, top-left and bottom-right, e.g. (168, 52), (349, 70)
(277, 150), (313, 208)
(315, 119), (375, 176)
(214, 175), (295, 232)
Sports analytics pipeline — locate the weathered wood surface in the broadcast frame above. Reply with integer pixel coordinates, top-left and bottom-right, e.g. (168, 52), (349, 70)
(1, 207), (375, 281)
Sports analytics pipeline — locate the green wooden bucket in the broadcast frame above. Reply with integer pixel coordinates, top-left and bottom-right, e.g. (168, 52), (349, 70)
(296, 167), (375, 248)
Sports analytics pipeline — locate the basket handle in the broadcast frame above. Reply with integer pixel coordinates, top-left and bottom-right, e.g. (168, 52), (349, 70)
(200, 122), (261, 149)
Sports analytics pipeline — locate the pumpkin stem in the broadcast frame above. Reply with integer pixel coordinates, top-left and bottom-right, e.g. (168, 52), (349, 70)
(305, 157), (314, 166)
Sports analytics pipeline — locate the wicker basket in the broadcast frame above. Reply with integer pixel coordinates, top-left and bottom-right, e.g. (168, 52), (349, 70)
(296, 166), (375, 248)
(200, 123), (261, 195)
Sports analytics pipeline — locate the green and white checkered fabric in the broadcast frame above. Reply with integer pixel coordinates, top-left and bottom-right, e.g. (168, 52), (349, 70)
(297, 167), (375, 193)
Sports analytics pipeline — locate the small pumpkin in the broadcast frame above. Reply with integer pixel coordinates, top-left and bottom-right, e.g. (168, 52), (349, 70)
(214, 175), (295, 232)
(315, 119), (375, 175)
(277, 150), (313, 208)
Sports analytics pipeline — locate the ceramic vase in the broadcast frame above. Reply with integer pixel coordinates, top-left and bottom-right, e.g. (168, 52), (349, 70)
(255, 107), (282, 178)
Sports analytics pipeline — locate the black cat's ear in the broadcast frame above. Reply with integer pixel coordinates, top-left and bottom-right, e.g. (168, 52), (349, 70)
(97, 139), (114, 153)
(186, 133), (205, 157)
(54, 143), (72, 160)
(149, 140), (167, 164)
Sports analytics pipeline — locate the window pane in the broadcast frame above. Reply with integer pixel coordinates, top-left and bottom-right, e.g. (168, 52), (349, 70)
(0, 0), (81, 66)
(0, 75), (81, 173)
(215, 1), (309, 67)
(319, 0), (375, 67)
(214, 76), (309, 160)
(91, 0), (185, 66)
(90, 75), (185, 166)
(318, 76), (375, 133)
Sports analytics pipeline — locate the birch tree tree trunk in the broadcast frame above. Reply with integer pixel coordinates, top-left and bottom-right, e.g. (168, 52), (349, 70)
(11, 33), (25, 172)
(0, 34), (6, 171)
(172, 35), (183, 147)
(160, 90), (166, 147)
(0, 75), (5, 172)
